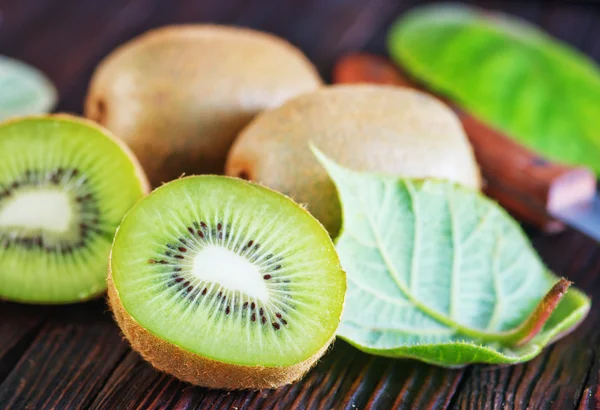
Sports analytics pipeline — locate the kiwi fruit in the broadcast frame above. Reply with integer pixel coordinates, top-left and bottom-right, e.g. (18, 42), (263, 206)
(85, 25), (323, 187)
(108, 176), (346, 389)
(0, 115), (149, 303)
(226, 84), (482, 235)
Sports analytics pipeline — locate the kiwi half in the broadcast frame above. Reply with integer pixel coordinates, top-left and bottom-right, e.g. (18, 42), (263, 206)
(108, 176), (346, 389)
(0, 115), (149, 303)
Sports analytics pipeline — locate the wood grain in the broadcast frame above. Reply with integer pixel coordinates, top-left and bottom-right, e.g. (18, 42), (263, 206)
(0, 302), (130, 409)
(89, 339), (465, 410)
(0, 303), (47, 386)
(0, 1), (599, 409)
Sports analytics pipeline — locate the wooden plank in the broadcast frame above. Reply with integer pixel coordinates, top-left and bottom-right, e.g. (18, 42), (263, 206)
(0, 303), (47, 385)
(578, 355), (600, 410)
(0, 1), (599, 409)
(89, 339), (464, 409)
(0, 301), (130, 409)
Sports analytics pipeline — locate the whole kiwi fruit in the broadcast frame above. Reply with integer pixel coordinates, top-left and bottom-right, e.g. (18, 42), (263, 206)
(226, 85), (481, 235)
(85, 25), (322, 186)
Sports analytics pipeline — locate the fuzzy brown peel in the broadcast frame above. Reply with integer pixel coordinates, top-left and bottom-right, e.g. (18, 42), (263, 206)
(107, 272), (334, 390)
(85, 25), (323, 186)
(226, 85), (482, 235)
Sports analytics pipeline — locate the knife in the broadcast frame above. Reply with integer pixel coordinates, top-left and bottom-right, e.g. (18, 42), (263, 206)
(332, 53), (600, 240)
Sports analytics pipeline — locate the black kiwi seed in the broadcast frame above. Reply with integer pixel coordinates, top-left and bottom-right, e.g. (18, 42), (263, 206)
(147, 219), (296, 329)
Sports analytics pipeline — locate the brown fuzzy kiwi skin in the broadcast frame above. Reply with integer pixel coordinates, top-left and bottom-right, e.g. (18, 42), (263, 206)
(107, 262), (334, 390)
(85, 24), (323, 187)
(0, 114), (150, 304)
(226, 84), (482, 235)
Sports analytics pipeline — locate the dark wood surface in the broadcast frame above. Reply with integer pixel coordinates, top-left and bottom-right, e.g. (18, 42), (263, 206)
(0, 1), (599, 409)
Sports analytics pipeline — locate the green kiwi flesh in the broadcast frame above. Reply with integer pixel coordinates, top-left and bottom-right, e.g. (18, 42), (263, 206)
(0, 115), (149, 303)
(108, 176), (346, 389)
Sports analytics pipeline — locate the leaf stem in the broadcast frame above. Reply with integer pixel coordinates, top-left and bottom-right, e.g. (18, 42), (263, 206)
(498, 278), (572, 347)
(421, 278), (572, 346)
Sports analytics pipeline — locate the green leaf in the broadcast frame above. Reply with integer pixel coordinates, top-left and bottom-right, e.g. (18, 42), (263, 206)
(313, 148), (590, 367)
(387, 4), (600, 174)
(0, 55), (57, 121)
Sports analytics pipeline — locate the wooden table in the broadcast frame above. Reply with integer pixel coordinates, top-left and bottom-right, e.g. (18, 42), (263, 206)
(1, 0), (599, 408)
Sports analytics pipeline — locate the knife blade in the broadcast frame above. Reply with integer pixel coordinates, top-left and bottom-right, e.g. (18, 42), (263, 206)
(332, 53), (600, 240)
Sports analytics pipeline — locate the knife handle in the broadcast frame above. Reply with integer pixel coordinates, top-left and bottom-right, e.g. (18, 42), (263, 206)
(333, 53), (597, 232)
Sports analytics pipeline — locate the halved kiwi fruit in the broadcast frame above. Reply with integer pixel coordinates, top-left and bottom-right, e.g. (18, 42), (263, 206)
(0, 115), (149, 303)
(108, 176), (346, 389)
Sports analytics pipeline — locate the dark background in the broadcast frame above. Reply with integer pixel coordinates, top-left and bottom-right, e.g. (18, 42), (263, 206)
(1, 0), (600, 409)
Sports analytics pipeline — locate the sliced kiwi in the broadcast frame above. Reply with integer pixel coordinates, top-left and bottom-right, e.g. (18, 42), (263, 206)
(0, 115), (149, 303)
(108, 176), (346, 389)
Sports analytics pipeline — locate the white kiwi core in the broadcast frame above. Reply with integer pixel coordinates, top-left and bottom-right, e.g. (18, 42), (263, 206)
(191, 244), (269, 301)
(0, 189), (73, 232)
